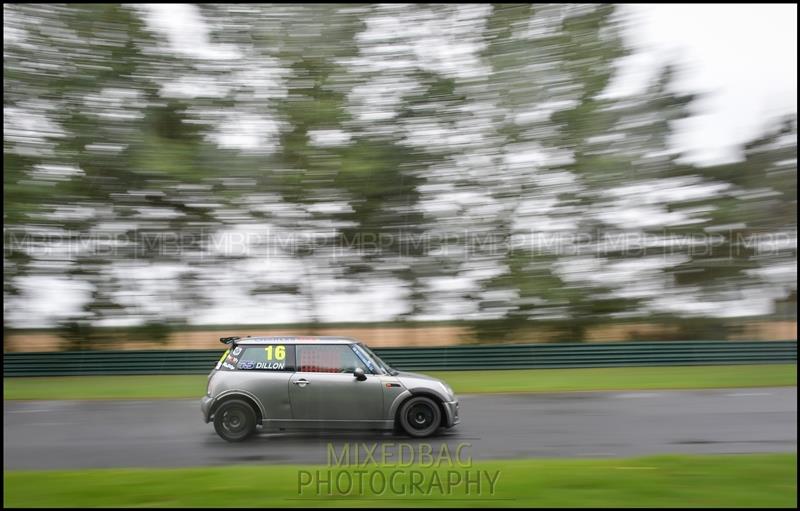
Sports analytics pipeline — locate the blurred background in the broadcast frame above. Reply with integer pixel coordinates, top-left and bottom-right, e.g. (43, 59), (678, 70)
(3, 3), (797, 351)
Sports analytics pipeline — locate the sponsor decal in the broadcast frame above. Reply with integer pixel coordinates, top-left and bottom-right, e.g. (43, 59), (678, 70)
(232, 346), (242, 356)
(222, 362), (236, 370)
(226, 355), (238, 364)
(238, 360), (255, 370)
(256, 361), (286, 370)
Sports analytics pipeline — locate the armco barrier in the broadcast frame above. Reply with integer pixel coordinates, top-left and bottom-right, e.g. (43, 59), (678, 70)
(2, 340), (796, 376)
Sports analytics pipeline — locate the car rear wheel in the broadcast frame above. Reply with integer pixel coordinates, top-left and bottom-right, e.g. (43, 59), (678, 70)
(398, 396), (442, 438)
(213, 399), (257, 442)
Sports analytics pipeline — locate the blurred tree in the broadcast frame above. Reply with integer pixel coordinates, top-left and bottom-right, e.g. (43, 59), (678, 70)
(474, 4), (643, 342)
(3, 3), (795, 347)
(660, 115), (797, 334)
(199, 4), (473, 323)
(4, 4), (226, 347)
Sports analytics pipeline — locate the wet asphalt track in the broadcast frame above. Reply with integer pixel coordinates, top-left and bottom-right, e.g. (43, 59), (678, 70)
(4, 387), (796, 470)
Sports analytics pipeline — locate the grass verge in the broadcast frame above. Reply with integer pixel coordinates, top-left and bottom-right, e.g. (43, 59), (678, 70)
(4, 454), (796, 508)
(3, 364), (796, 401)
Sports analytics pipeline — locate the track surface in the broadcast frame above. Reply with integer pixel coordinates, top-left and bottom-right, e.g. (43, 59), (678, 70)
(4, 387), (796, 470)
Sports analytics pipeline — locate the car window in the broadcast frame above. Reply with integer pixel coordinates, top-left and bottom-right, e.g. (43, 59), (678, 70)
(351, 343), (380, 374)
(358, 343), (396, 375)
(219, 344), (295, 371)
(296, 344), (368, 373)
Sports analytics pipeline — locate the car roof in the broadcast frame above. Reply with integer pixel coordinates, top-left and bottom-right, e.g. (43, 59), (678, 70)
(233, 336), (359, 345)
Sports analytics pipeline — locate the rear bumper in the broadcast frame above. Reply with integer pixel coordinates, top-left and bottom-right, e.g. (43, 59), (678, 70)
(200, 395), (214, 423)
(443, 399), (460, 428)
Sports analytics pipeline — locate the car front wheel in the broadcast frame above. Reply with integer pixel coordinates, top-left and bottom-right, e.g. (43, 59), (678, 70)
(213, 399), (257, 442)
(398, 396), (442, 438)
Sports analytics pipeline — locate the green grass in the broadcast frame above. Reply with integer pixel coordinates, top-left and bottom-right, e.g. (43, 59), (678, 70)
(4, 454), (796, 507)
(432, 364), (798, 394)
(3, 364), (796, 401)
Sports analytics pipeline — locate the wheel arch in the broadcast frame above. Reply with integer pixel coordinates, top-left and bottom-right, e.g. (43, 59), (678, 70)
(209, 391), (264, 424)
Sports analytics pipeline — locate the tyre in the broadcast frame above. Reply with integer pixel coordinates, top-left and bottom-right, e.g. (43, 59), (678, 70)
(398, 396), (442, 438)
(213, 399), (257, 442)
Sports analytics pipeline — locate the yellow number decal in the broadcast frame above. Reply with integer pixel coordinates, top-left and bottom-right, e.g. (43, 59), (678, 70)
(265, 345), (286, 361)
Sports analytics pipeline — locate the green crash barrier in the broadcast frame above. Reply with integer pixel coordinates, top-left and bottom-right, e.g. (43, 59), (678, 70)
(2, 340), (796, 376)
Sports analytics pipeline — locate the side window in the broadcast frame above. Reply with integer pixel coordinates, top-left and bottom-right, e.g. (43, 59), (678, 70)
(351, 344), (377, 374)
(296, 344), (368, 374)
(228, 344), (295, 372)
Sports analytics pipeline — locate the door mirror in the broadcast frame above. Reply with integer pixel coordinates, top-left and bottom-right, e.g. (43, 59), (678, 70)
(353, 367), (367, 381)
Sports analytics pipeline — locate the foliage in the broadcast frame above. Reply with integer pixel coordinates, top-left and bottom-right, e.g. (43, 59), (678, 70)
(3, 4), (796, 346)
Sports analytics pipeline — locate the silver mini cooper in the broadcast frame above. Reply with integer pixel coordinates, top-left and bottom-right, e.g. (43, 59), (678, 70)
(201, 336), (460, 442)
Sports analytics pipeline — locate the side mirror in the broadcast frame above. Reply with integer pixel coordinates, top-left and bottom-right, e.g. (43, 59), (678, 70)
(353, 367), (367, 381)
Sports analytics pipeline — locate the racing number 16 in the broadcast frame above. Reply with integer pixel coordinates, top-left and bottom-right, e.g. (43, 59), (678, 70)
(265, 345), (286, 361)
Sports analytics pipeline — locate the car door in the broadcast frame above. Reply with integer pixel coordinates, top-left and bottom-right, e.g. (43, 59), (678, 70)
(288, 343), (384, 426)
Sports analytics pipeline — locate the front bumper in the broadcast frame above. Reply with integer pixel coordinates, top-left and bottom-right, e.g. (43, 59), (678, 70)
(443, 399), (460, 428)
(200, 395), (214, 423)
